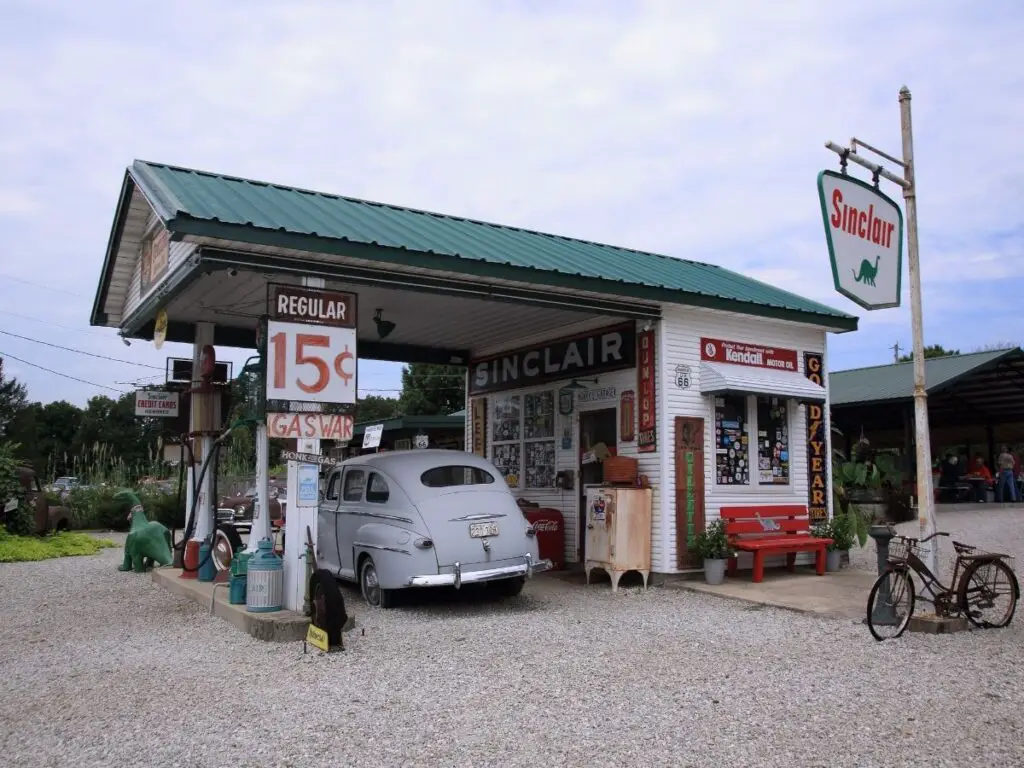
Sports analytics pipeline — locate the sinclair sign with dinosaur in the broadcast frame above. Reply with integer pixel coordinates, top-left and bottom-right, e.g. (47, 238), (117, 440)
(817, 169), (904, 310)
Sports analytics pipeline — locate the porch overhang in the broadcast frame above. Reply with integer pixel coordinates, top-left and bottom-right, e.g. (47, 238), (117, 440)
(699, 361), (827, 402)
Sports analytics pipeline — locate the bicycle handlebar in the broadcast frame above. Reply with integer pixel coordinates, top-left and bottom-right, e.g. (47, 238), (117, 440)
(920, 531), (950, 543)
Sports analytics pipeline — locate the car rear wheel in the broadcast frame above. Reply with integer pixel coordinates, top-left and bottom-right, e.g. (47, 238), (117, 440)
(490, 577), (526, 598)
(360, 557), (396, 609)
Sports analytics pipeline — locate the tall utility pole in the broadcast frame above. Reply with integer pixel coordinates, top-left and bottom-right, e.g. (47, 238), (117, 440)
(891, 342), (902, 362)
(898, 86), (938, 573)
(824, 86), (937, 575)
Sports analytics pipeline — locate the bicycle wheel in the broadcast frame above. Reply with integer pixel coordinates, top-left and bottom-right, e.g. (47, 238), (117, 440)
(957, 559), (1019, 629)
(867, 568), (915, 641)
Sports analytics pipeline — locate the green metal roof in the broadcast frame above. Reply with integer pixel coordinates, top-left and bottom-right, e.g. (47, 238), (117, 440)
(351, 413), (465, 437)
(830, 349), (1022, 406)
(123, 160), (858, 330)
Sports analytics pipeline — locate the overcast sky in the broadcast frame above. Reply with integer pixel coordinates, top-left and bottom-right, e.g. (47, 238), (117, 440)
(0, 0), (1020, 407)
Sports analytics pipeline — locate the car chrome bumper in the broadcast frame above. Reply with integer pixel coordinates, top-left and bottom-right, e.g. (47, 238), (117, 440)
(406, 554), (553, 589)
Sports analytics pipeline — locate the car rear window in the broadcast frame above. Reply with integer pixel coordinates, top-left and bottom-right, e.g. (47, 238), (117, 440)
(420, 465), (496, 488)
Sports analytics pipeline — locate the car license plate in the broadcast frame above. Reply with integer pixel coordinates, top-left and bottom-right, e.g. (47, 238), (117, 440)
(469, 522), (498, 538)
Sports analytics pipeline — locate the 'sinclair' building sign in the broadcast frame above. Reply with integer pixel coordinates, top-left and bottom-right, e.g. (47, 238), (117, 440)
(468, 322), (636, 395)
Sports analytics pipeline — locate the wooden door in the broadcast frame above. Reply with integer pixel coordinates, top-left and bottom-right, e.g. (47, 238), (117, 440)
(675, 416), (705, 569)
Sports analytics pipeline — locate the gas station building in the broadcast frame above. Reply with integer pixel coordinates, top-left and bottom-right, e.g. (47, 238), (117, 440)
(90, 160), (858, 609)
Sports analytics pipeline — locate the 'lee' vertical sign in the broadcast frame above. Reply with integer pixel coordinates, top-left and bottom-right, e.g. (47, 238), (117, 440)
(637, 328), (657, 453)
(803, 352), (828, 522)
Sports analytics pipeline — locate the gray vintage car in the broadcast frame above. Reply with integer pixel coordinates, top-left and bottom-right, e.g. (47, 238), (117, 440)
(316, 450), (552, 607)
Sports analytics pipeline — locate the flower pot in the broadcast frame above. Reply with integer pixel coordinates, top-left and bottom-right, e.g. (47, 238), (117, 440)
(703, 558), (727, 585)
(826, 549), (843, 572)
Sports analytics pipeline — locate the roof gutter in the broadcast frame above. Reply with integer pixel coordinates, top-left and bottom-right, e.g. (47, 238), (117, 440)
(168, 217), (859, 333)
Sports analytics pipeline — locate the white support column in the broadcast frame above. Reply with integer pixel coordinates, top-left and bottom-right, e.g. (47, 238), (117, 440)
(247, 424), (271, 552)
(190, 321), (215, 543)
(283, 276), (325, 612)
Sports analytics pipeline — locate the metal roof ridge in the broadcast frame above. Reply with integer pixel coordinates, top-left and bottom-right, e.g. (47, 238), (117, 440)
(128, 158), (727, 266)
(131, 159), (189, 221)
(832, 347), (1018, 375)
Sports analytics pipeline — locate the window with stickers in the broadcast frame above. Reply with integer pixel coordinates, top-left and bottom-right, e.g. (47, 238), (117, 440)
(490, 390), (557, 489)
(713, 394), (791, 487)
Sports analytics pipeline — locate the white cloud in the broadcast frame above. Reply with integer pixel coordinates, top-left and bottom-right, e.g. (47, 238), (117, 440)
(0, 0), (1020, 403)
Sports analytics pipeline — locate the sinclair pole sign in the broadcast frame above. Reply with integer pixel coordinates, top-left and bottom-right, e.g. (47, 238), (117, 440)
(817, 169), (904, 310)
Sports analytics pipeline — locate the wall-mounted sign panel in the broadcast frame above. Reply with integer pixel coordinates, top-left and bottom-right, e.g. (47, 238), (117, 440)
(700, 337), (798, 372)
(468, 322), (636, 395)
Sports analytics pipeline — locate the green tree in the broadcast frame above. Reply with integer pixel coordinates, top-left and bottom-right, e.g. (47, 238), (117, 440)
(0, 357), (28, 440)
(398, 364), (465, 416)
(898, 344), (960, 362)
(357, 394), (401, 422)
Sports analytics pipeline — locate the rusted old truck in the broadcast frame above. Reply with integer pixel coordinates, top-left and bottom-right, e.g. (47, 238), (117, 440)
(2, 466), (72, 535)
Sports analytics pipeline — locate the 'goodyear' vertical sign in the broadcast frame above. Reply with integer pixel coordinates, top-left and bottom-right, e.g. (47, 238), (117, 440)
(803, 352), (829, 522)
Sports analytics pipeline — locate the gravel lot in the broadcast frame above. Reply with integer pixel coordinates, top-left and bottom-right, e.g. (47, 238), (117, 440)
(3, 506), (1024, 768)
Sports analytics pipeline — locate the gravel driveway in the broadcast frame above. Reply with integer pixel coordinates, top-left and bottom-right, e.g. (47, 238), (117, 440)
(2, 508), (1024, 768)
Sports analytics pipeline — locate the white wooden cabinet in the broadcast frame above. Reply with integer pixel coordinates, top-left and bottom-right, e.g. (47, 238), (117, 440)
(583, 486), (652, 591)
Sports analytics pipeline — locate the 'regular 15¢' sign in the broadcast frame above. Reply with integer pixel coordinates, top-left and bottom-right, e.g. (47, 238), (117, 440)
(468, 322), (636, 395)
(817, 170), (904, 311)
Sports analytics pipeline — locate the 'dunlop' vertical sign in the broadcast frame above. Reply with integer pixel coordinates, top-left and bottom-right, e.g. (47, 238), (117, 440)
(637, 328), (657, 453)
(803, 352), (828, 522)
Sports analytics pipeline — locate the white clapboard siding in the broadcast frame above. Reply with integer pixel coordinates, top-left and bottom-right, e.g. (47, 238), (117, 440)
(659, 304), (828, 573)
(121, 209), (198, 320)
(464, 319), (661, 568)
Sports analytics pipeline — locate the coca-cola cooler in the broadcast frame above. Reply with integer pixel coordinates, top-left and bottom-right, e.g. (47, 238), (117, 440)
(525, 507), (564, 571)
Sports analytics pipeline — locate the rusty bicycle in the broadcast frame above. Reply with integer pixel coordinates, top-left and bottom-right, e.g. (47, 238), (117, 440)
(866, 531), (1019, 641)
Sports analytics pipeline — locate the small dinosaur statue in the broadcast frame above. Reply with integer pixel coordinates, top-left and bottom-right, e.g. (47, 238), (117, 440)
(852, 255), (881, 287)
(115, 489), (173, 573)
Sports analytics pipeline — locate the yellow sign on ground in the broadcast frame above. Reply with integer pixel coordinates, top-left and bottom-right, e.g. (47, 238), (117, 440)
(306, 623), (329, 652)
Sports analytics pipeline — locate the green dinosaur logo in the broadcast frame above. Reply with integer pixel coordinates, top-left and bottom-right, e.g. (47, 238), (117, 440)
(852, 255), (881, 287)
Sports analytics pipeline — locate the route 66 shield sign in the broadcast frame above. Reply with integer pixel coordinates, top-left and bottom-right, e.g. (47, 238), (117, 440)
(674, 365), (691, 389)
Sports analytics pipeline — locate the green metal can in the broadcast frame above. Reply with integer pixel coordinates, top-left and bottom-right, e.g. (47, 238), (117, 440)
(231, 550), (252, 578)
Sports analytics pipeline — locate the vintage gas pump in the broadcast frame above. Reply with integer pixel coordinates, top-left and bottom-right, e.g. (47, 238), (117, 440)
(180, 344), (227, 580)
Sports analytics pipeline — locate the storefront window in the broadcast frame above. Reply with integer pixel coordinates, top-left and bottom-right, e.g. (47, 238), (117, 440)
(714, 395), (749, 485)
(756, 396), (790, 485)
(491, 394), (522, 487)
(491, 390), (557, 489)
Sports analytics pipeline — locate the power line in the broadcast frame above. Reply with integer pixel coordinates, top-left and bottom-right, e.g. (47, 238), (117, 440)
(0, 328), (164, 369)
(0, 350), (126, 393)
(0, 273), (87, 298)
(0, 309), (110, 337)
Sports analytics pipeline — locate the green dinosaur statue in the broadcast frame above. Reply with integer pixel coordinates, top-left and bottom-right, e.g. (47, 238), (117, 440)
(852, 255), (881, 287)
(115, 489), (173, 573)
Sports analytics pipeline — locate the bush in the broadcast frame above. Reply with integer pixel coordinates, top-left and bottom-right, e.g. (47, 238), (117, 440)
(66, 486), (131, 531)
(0, 529), (118, 563)
(4, 501), (36, 537)
(139, 489), (186, 530)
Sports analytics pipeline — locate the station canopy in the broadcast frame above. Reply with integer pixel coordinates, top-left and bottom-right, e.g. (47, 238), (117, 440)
(830, 347), (1024, 444)
(90, 160), (857, 363)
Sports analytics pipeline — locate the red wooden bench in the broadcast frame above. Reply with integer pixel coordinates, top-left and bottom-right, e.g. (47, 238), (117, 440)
(720, 505), (833, 583)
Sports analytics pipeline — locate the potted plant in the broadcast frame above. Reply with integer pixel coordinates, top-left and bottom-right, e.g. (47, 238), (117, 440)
(691, 518), (733, 585)
(832, 447), (909, 548)
(814, 513), (855, 572)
